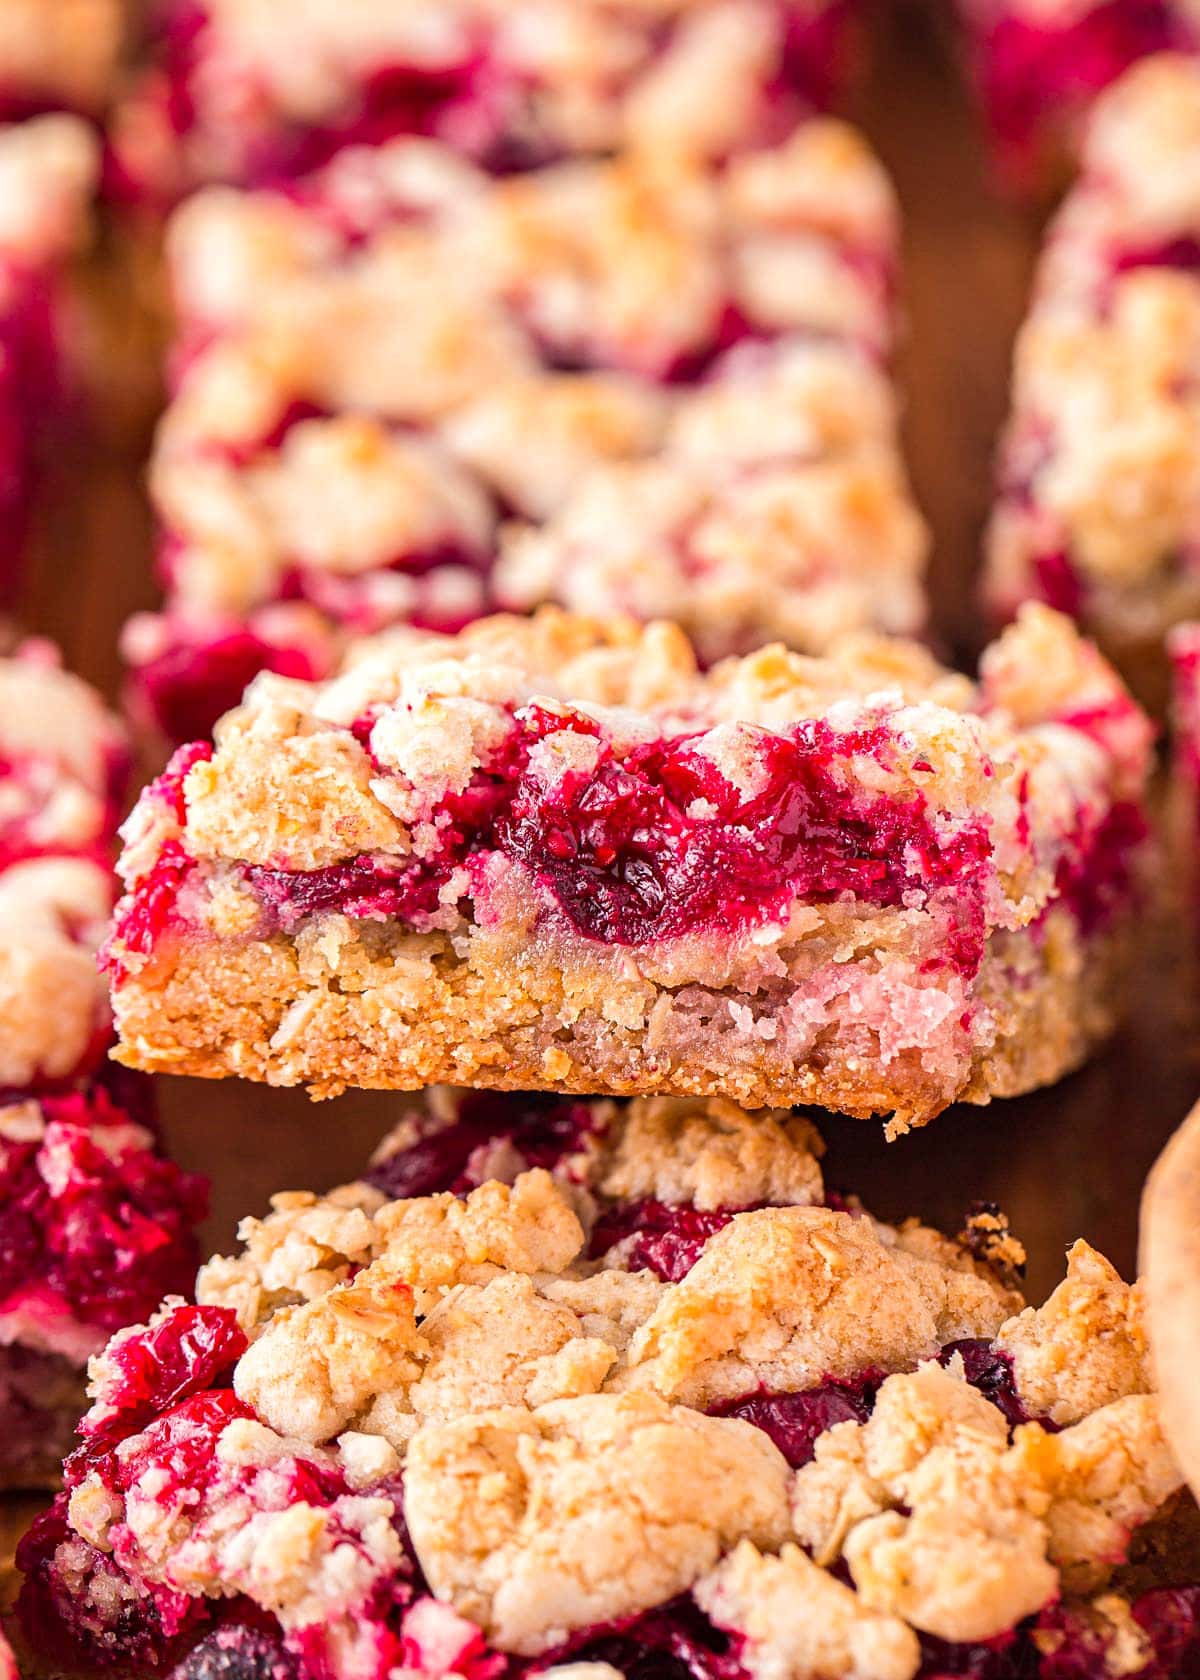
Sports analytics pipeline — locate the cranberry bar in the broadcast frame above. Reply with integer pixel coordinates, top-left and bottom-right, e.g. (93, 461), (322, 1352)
(0, 1077), (205, 1490)
(0, 111), (98, 599)
(16, 1085), (1195, 1678)
(125, 123), (924, 742)
(956, 0), (1197, 191)
(984, 54), (1200, 711)
(107, 603), (1150, 1130)
(112, 0), (856, 204)
(0, 645), (208, 1489)
(1142, 1100), (1200, 1516)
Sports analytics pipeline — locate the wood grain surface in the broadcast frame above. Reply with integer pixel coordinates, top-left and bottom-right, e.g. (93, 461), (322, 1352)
(6, 2), (1199, 1659)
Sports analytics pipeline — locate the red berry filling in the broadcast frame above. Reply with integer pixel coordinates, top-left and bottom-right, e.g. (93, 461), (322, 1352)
(588, 1200), (756, 1283)
(712, 1372), (882, 1467)
(131, 624), (327, 748)
(0, 1086), (206, 1335)
(79, 1301), (248, 1449)
(123, 709), (998, 961)
(972, 0), (1180, 180)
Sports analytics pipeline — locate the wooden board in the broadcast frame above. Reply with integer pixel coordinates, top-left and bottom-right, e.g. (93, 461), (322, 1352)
(6, 0), (1200, 1651)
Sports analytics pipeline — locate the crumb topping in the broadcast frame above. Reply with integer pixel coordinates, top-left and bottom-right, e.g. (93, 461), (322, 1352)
(494, 452), (928, 664)
(995, 1241), (1151, 1426)
(0, 857), (113, 1087)
(29, 1089), (1187, 1680)
(593, 1095), (825, 1211)
(0, 113), (98, 263)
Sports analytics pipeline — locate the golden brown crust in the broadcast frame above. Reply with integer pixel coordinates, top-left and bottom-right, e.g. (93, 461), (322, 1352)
(111, 903), (1130, 1129)
(1139, 1100), (1200, 1502)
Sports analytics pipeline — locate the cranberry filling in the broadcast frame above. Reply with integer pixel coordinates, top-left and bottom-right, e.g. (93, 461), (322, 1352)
(1051, 799), (1147, 940)
(713, 1372), (882, 1468)
(366, 1090), (598, 1200)
(14, 1290), (1192, 1680)
(529, 1594), (745, 1680)
(1031, 549), (1085, 619)
(0, 1086), (206, 1334)
(975, 1), (1180, 177)
(79, 1302), (247, 1449)
(1113, 235), (1200, 277)
(132, 624), (326, 747)
(938, 1339), (1044, 1433)
(227, 709), (994, 957)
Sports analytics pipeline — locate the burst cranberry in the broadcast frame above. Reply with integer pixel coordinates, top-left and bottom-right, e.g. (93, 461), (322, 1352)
(136, 629), (323, 746)
(67, 1386), (253, 1496)
(104, 837), (198, 979)
(169, 1619), (301, 1680)
(939, 1340), (1044, 1432)
(531, 1594), (745, 1680)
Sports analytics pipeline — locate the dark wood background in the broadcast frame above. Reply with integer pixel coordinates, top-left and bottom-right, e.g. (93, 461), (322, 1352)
(6, 0), (1199, 1609)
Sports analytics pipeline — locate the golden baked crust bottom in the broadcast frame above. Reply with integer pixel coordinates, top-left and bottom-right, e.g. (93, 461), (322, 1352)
(112, 901), (1131, 1134)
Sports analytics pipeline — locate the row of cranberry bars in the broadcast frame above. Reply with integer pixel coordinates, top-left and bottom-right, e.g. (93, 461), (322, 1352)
(0, 646), (205, 1488)
(123, 109), (927, 743)
(111, 0), (858, 202)
(16, 1083), (1198, 1679)
(984, 52), (1200, 712)
(106, 602), (1152, 1132)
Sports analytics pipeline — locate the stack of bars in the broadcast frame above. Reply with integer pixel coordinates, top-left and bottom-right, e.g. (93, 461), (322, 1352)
(15, 6), (1200, 1680)
(0, 647), (204, 1491)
